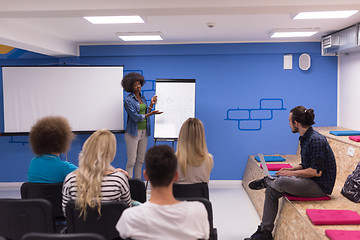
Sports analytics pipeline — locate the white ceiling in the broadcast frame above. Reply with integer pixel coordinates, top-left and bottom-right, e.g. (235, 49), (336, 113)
(1, 0), (360, 57)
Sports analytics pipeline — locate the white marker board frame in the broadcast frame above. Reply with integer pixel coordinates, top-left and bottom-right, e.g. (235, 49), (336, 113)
(2, 65), (124, 135)
(154, 79), (195, 140)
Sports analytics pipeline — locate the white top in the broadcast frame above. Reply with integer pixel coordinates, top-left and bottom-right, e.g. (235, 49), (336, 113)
(116, 201), (210, 240)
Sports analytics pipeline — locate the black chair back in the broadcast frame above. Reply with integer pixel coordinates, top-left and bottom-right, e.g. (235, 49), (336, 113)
(129, 178), (146, 203)
(177, 197), (217, 240)
(21, 232), (106, 240)
(173, 182), (209, 200)
(65, 201), (129, 240)
(20, 182), (64, 221)
(0, 198), (55, 240)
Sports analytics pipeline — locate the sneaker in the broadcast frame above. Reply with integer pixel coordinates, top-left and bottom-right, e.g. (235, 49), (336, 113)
(248, 177), (267, 190)
(244, 225), (273, 240)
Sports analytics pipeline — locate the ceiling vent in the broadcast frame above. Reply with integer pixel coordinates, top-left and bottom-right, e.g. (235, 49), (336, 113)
(322, 24), (359, 56)
(322, 35), (339, 56)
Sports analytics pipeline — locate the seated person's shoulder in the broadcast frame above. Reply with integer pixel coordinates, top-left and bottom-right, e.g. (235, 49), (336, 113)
(108, 170), (129, 181)
(187, 200), (206, 208)
(119, 202), (147, 223)
(63, 171), (76, 183)
(60, 161), (78, 175)
(182, 201), (207, 215)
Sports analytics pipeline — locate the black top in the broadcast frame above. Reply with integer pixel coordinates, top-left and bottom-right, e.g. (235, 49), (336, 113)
(299, 127), (337, 194)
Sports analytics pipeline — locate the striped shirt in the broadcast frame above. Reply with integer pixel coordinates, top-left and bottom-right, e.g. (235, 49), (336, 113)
(62, 171), (131, 214)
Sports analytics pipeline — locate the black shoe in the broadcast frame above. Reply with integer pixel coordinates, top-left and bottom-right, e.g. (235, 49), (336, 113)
(248, 177), (267, 190)
(244, 226), (273, 240)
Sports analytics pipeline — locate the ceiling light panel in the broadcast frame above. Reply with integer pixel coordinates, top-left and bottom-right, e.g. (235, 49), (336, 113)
(271, 31), (318, 38)
(119, 35), (163, 41)
(84, 16), (145, 24)
(293, 10), (358, 19)
(117, 32), (163, 41)
(270, 29), (319, 38)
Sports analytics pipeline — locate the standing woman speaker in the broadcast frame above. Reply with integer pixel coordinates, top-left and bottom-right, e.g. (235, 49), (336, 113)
(122, 73), (163, 179)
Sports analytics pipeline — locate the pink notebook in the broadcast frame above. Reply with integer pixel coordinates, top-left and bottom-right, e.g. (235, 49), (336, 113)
(260, 164), (292, 171)
(306, 209), (360, 225)
(349, 136), (360, 142)
(285, 195), (331, 201)
(326, 230), (360, 240)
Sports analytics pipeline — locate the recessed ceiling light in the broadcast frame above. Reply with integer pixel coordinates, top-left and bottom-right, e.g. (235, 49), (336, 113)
(293, 10), (358, 19)
(270, 29), (319, 38)
(84, 16), (145, 24)
(117, 32), (163, 41)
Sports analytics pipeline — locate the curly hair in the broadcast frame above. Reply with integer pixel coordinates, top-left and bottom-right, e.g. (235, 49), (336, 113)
(29, 116), (74, 155)
(121, 72), (145, 92)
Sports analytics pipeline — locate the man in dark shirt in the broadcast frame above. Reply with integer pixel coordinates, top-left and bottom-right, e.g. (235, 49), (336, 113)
(245, 106), (336, 240)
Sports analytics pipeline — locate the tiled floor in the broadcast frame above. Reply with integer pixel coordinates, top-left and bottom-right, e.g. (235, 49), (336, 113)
(0, 181), (260, 240)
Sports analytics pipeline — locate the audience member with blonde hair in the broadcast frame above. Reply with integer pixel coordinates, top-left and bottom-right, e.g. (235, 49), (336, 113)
(176, 117), (214, 184)
(62, 129), (131, 218)
(28, 116), (77, 183)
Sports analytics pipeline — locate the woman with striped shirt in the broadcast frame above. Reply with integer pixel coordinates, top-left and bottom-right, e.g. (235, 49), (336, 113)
(62, 129), (131, 218)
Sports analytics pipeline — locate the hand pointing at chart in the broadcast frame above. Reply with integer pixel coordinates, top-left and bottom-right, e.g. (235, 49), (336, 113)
(147, 95), (163, 117)
(151, 95), (158, 104)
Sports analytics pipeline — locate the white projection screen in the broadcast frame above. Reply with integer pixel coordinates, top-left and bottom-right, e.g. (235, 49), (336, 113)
(2, 66), (124, 134)
(154, 79), (195, 139)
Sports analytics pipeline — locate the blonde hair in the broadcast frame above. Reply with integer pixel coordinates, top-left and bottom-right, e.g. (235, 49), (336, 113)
(75, 129), (117, 219)
(176, 118), (213, 176)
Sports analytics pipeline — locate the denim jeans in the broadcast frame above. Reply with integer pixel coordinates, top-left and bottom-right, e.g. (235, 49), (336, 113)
(261, 176), (326, 232)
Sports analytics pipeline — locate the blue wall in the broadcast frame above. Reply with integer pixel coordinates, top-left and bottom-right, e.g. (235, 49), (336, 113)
(0, 42), (337, 182)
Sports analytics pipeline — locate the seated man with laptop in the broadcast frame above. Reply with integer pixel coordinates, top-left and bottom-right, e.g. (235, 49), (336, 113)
(245, 106), (337, 240)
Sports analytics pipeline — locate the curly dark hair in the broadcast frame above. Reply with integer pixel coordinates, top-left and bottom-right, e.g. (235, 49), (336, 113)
(145, 145), (177, 187)
(29, 116), (75, 155)
(121, 72), (145, 92)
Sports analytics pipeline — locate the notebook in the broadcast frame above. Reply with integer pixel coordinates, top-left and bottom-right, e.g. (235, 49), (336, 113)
(258, 153), (276, 179)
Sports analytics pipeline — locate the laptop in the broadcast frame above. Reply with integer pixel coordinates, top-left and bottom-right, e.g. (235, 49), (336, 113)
(258, 153), (276, 179)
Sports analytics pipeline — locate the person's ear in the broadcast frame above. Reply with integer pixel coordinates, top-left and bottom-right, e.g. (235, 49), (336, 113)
(294, 120), (300, 127)
(173, 171), (179, 182)
(143, 170), (149, 181)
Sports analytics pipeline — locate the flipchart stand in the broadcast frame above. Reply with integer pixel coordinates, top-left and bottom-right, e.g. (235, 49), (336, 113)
(154, 138), (177, 148)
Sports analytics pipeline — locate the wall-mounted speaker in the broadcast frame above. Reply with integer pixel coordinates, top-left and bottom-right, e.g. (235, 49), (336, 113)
(283, 54), (293, 70)
(299, 53), (311, 71)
